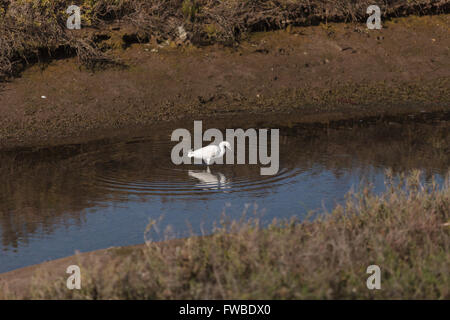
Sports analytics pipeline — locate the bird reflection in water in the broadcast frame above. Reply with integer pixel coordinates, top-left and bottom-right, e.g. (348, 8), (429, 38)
(188, 167), (229, 191)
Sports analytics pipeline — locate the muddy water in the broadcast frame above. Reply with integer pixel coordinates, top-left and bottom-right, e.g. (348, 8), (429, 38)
(0, 118), (449, 273)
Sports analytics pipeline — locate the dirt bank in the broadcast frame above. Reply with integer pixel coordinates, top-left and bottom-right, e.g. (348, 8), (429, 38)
(0, 14), (449, 150)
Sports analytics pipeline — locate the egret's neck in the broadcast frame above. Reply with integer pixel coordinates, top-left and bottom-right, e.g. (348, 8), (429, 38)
(219, 144), (226, 155)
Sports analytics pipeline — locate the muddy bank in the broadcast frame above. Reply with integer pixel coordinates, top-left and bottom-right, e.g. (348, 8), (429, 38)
(0, 14), (449, 150)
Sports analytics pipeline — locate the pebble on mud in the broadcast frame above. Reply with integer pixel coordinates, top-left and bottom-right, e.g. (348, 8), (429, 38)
(178, 26), (188, 42)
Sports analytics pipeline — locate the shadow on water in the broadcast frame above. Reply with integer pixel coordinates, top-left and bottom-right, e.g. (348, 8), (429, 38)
(0, 114), (449, 272)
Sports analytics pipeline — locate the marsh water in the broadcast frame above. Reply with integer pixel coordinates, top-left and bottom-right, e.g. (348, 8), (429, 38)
(0, 116), (449, 273)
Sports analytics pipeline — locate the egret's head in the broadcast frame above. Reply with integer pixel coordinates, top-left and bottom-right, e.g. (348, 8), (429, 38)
(220, 141), (232, 151)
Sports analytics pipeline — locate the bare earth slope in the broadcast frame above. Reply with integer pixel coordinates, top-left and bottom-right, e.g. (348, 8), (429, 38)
(0, 15), (449, 150)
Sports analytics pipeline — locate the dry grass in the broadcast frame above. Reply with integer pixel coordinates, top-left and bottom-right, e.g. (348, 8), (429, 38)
(0, 0), (448, 80)
(19, 170), (450, 299)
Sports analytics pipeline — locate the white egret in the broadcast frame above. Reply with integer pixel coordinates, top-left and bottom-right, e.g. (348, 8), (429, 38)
(187, 141), (231, 165)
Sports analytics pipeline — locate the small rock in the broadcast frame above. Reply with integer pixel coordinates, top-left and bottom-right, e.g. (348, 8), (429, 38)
(158, 39), (170, 48)
(178, 26), (187, 42)
(254, 48), (269, 54)
(41, 96), (47, 99)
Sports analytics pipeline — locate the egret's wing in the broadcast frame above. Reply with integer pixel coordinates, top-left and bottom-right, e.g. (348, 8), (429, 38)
(195, 145), (218, 158)
(191, 145), (211, 158)
(209, 145), (224, 157)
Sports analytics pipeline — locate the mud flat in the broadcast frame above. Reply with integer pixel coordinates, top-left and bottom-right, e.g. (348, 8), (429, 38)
(0, 14), (449, 150)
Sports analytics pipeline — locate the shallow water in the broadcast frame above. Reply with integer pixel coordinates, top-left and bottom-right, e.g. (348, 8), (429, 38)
(0, 118), (448, 273)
